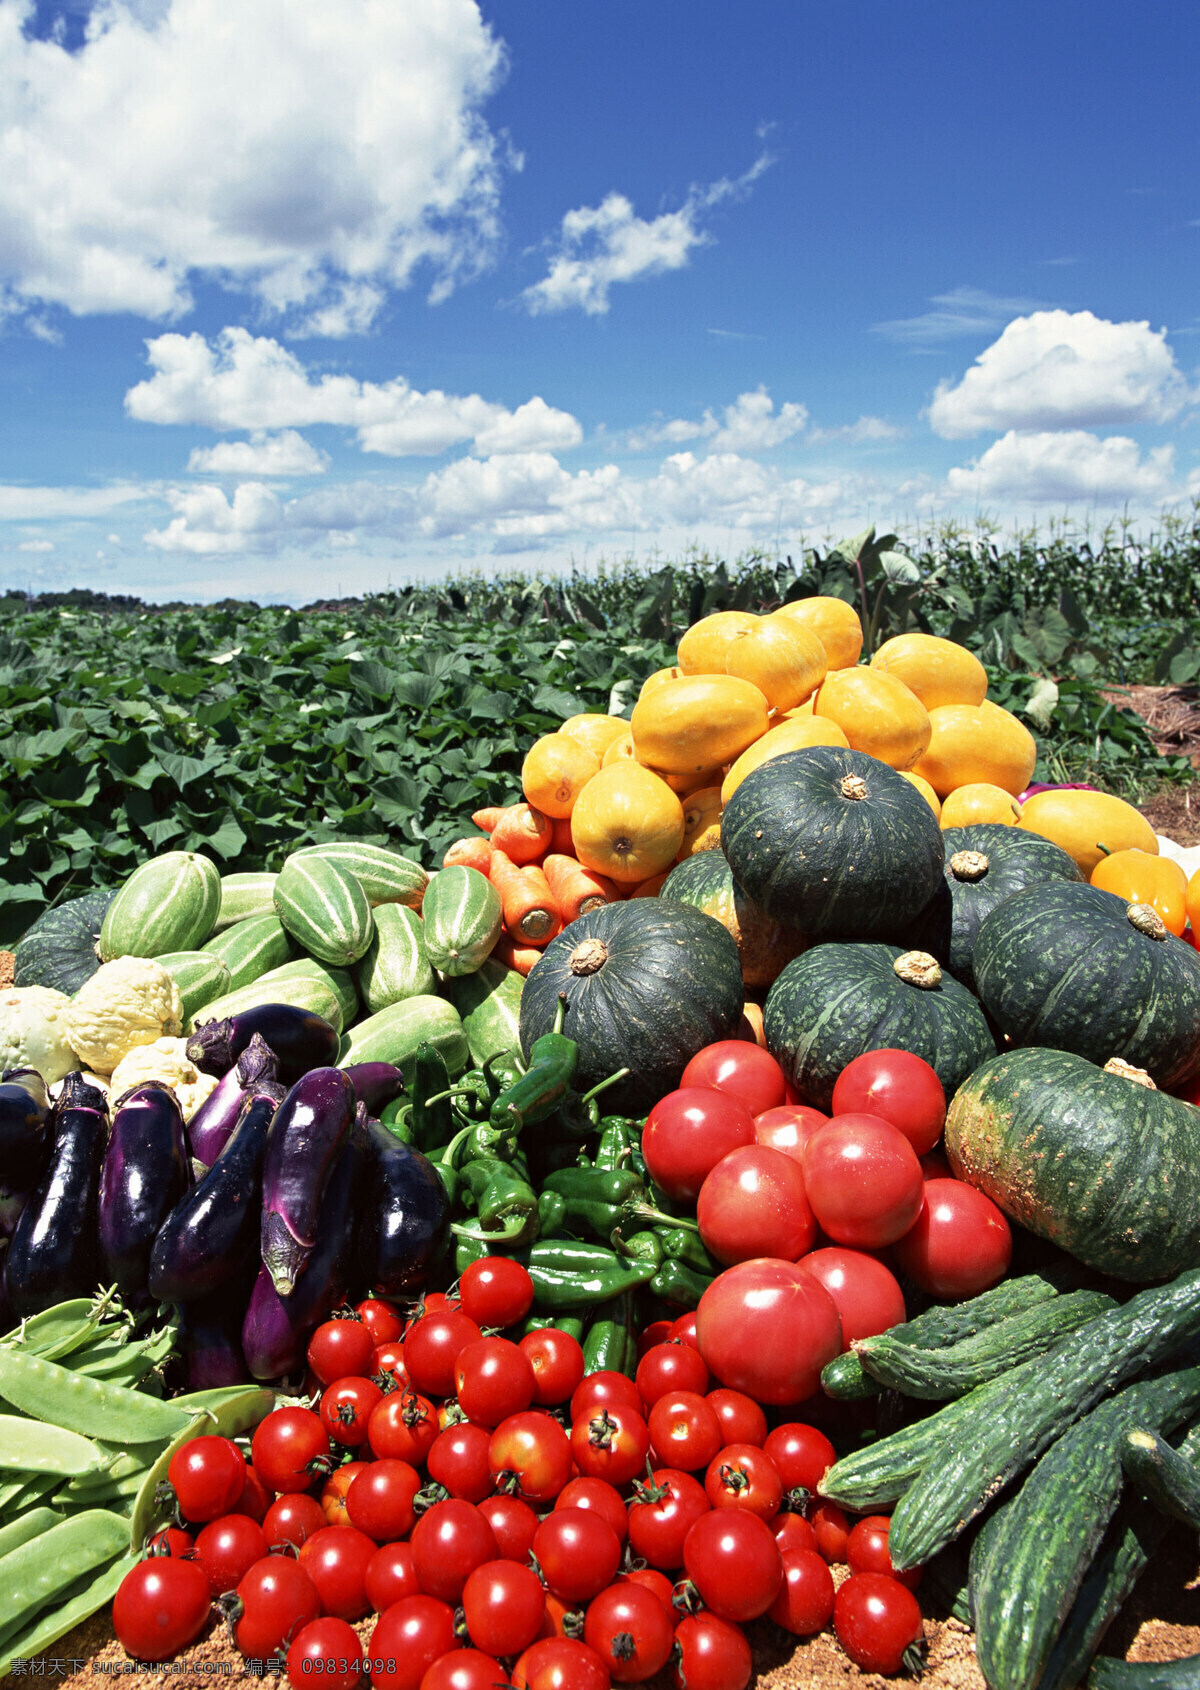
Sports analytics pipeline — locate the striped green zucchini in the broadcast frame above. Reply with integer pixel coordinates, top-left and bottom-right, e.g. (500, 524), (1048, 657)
(211, 872), (278, 932)
(356, 905), (435, 1014)
(201, 914), (294, 990)
(290, 842), (427, 908)
(338, 995), (468, 1078)
(274, 854), (374, 967)
(443, 957), (524, 1067)
(150, 952), (232, 1025)
(261, 958), (358, 1030)
(1121, 1424), (1200, 1530)
(99, 852), (221, 961)
(189, 971), (343, 1035)
(421, 867), (502, 977)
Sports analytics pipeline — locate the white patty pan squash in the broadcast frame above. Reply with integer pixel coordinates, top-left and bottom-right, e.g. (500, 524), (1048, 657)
(63, 956), (183, 1076)
(108, 1038), (219, 1120)
(0, 986), (77, 1084)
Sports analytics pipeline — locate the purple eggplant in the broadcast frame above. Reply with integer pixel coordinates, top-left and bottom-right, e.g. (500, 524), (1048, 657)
(0, 1070), (52, 1190)
(187, 1004), (339, 1085)
(242, 1123), (365, 1381)
(260, 1067), (355, 1296)
(358, 1118), (450, 1299)
(7, 1073), (108, 1317)
(98, 1081), (192, 1304)
(149, 1084), (283, 1304)
(187, 1034), (280, 1167)
(344, 1062), (405, 1114)
(176, 1289), (252, 1391)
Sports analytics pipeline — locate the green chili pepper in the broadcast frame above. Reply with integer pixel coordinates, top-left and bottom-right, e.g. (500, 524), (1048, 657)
(537, 1191), (568, 1239)
(409, 1045), (453, 1154)
(649, 1258), (715, 1310)
(456, 1235), (489, 1274)
(453, 1169), (540, 1246)
(596, 1118), (638, 1172)
(526, 1243), (657, 1311)
(583, 1291), (636, 1376)
(432, 1162), (459, 1206)
(552, 1314), (588, 1341)
(656, 1226), (721, 1275)
(611, 1229), (664, 1270)
(489, 997), (579, 1133)
(484, 1051), (525, 1096)
(545, 1167), (646, 1206)
(380, 1100), (418, 1145)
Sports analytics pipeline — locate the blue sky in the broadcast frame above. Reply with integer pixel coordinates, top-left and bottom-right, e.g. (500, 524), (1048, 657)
(0, 0), (1197, 602)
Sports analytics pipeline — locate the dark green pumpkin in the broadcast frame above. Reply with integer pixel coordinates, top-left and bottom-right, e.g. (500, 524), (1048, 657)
(519, 899), (744, 1115)
(764, 941), (997, 1110)
(940, 824), (1084, 992)
(660, 850), (807, 989)
(946, 1047), (1200, 1281)
(721, 746), (945, 941)
(13, 889), (115, 995)
(973, 882), (1200, 1088)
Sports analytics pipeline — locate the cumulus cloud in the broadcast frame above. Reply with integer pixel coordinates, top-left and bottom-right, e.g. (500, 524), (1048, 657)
(873, 287), (1045, 347)
(0, 0), (506, 328)
(127, 329), (582, 456)
(186, 431), (330, 477)
(945, 430), (1177, 502)
(929, 311), (1190, 438)
(521, 153), (772, 316)
(807, 416), (904, 445)
(628, 388), (807, 452)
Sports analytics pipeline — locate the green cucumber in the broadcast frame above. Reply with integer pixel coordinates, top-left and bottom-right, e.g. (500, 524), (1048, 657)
(421, 866), (502, 977)
(858, 1289), (1117, 1400)
(820, 1350), (882, 1401)
(190, 970), (343, 1035)
(99, 851), (221, 961)
(1091, 1662), (1200, 1690)
(211, 871), (278, 931)
(290, 842), (427, 909)
(202, 913), (294, 989)
(1121, 1424), (1200, 1530)
(274, 853), (374, 967)
(263, 957), (358, 1028)
(151, 950), (232, 1024)
(443, 956), (524, 1066)
(338, 995), (468, 1078)
(356, 904), (435, 1014)
(1040, 1497), (1173, 1690)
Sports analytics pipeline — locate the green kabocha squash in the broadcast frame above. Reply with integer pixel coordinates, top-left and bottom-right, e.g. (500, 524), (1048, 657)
(939, 823), (1083, 992)
(721, 746), (945, 941)
(519, 900), (743, 1115)
(13, 889), (115, 995)
(973, 881), (1200, 1088)
(764, 942), (997, 1110)
(660, 850), (807, 989)
(945, 1047), (1200, 1281)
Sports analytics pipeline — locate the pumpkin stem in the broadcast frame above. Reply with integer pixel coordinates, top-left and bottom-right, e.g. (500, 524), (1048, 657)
(1126, 903), (1168, 941)
(1102, 1056), (1158, 1089)
(949, 850), (989, 882)
(893, 950), (942, 988)
(839, 774), (869, 802)
(569, 939), (609, 976)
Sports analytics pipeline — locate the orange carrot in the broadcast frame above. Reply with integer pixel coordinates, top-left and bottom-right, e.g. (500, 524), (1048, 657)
(543, 853), (618, 924)
(629, 870), (671, 899)
(443, 836), (493, 874)
(549, 816), (575, 855)
(471, 805), (511, 833)
(491, 932), (542, 977)
(489, 849), (562, 944)
(491, 803), (552, 867)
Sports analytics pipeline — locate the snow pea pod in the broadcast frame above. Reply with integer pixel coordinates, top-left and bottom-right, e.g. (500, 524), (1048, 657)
(0, 1413), (102, 1477)
(0, 1348), (191, 1443)
(0, 1551), (137, 1680)
(0, 1508), (128, 1633)
(0, 1507), (60, 1560)
(0, 1292), (120, 1360)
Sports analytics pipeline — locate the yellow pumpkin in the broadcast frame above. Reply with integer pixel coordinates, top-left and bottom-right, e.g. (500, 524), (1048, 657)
(521, 733), (600, 818)
(939, 783), (1022, 829)
(812, 668), (931, 770)
(1091, 848), (1187, 937)
(871, 633), (988, 712)
(738, 1002), (768, 1047)
(771, 597), (863, 669)
(569, 763), (685, 885)
(721, 716), (850, 805)
(1018, 789), (1158, 879)
(602, 731), (636, 766)
(677, 787), (724, 859)
(630, 674), (769, 776)
(640, 666), (683, 698)
(559, 714), (631, 761)
(657, 764), (726, 797)
(724, 619), (827, 714)
(1187, 867), (1200, 938)
(782, 696), (816, 719)
(900, 771), (941, 820)
(911, 702), (1036, 798)
(677, 612), (760, 676)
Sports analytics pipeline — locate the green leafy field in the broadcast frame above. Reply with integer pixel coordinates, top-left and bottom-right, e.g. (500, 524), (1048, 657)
(1, 521), (1195, 944)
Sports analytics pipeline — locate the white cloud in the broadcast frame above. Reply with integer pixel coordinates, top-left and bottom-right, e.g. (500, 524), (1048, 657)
(521, 153), (772, 316)
(126, 329), (582, 456)
(808, 416), (904, 445)
(628, 388), (807, 452)
(187, 431), (330, 477)
(17, 539), (54, 551)
(0, 0), (505, 328)
(945, 430), (1177, 502)
(873, 287), (1046, 347)
(0, 483), (148, 518)
(929, 311), (1190, 438)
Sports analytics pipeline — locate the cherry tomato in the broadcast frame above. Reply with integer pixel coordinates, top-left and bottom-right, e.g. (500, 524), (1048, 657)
(112, 1558), (212, 1662)
(420, 1651), (504, 1690)
(671, 1611), (754, 1690)
(802, 1114), (924, 1247)
(774, 1512), (819, 1556)
(457, 1256), (535, 1329)
(570, 1369), (642, 1422)
(308, 1317), (376, 1385)
(636, 1340), (711, 1408)
(796, 1246), (907, 1346)
(512, 1636), (612, 1690)
(365, 1540), (419, 1613)
(812, 1499), (852, 1564)
(893, 1178), (1013, 1297)
(286, 1618), (363, 1690)
(233, 1556), (321, 1660)
(696, 1259), (842, 1405)
(193, 1513), (267, 1599)
(704, 1443), (783, 1521)
(555, 1475), (629, 1544)
(262, 1492), (327, 1552)
(847, 1513), (924, 1591)
(834, 1571), (925, 1674)
(706, 1388), (767, 1448)
(320, 1375), (384, 1447)
(641, 1087), (757, 1203)
(831, 1049), (946, 1156)
(321, 1460), (369, 1528)
(461, 1558), (547, 1657)
(769, 1546), (836, 1635)
(627, 1467), (710, 1571)
(570, 1400), (651, 1486)
(519, 1327), (586, 1407)
(762, 1422), (836, 1496)
(373, 1341), (409, 1388)
(490, 1410), (573, 1502)
(298, 1525), (376, 1622)
(584, 1582), (675, 1683)
(369, 1389), (439, 1466)
(251, 1406), (331, 1494)
(538, 1591), (586, 1643)
(617, 1567), (676, 1616)
(403, 1309), (483, 1398)
(682, 1508), (783, 1623)
(697, 1144), (816, 1265)
(455, 1336), (536, 1426)
(637, 1319), (673, 1358)
(168, 1435), (246, 1524)
(367, 1595), (456, 1690)
(533, 1508), (622, 1604)
(355, 1296), (405, 1346)
(411, 1500), (499, 1604)
(346, 1458), (421, 1541)
(681, 1040), (787, 1116)
(147, 1526), (193, 1558)
(646, 1391), (721, 1473)
(668, 1312), (700, 1351)
(753, 1104), (829, 1162)
(427, 1420), (494, 1504)
(478, 1493), (540, 1562)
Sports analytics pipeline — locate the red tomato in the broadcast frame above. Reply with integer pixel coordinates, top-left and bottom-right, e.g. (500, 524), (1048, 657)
(479, 1492), (540, 1562)
(420, 1651), (504, 1690)
(346, 1458), (421, 1542)
(668, 1312), (700, 1351)
(831, 1049), (947, 1155)
(461, 1559), (547, 1658)
(490, 1410), (573, 1503)
(584, 1582), (675, 1682)
(262, 1492), (326, 1552)
(645, 1391), (721, 1474)
(671, 1611), (754, 1690)
(762, 1423), (836, 1496)
(555, 1476), (629, 1544)
(894, 1178), (1013, 1297)
(641, 1087), (757, 1203)
(286, 1618), (363, 1690)
(920, 1148), (953, 1180)
(455, 1336), (536, 1426)
(519, 1328), (586, 1407)
(365, 1540), (419, 1612)
(233, 1557), (322, 1659)
(298, 1525), (376, 1622)
(636, 1340), (711, 1407)
(811, 1499), (852, 1564)
(457, 1256), (535, 1329)
(533, 1508), (622, 1604)
(627, 1466), (710, 1571)
(308, 1317), (376, 1384)
(251, 1406), (331, 1495)
(367, 1595), (457, 1690)
(696, 1259), (842, 1405)
(231, 1465), (272, 1525)
(697, 1144), (816, 1265)
(168, 1435), (246, 1523)
(112, 1558), (212, 1662)
(681, 1040), (787, 1115)
(570, 1369), (643, 1422)
(754, 1104), (829, 1162)
(617, 1566), (677, 1616)
(834, 1572), (925, 1674)
(769, 1547), (836, 1635)
(355, 1296), (405, 1346)
(321, 1461), (368, 1528)
(706, 1388), (767, 1448)
(637, 1319), (673, 1357)
(538, 1592), (586, 1644)
(193, 1514), (267, 1599)
(795, 1246), (906, 1346)
(147, 1526), (193, 1558)
(704, 1443), (784, 1521)
(512, 1637), (612, 1690)
(427, 1421), (494, 1504)
(682, 1508), (783, 1622)
(847, 1514), (924, 1591)
(802, 1115), (924, 1247)
(774, 1512), (819, 1556)
(320, 1375), (384, 1447)
(369, 1389), (439, 1466)
(403, 1310), (483, 1399)
(570, 1400), (651, 1486)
